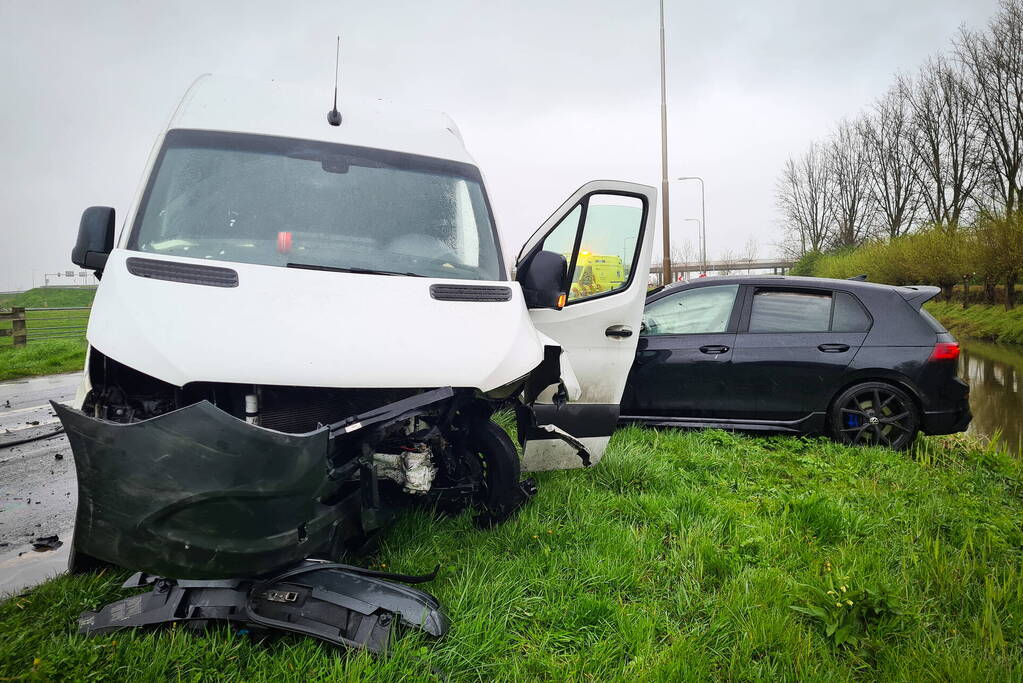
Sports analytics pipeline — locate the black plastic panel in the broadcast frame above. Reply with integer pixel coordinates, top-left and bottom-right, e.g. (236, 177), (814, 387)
(528, 403), (619, 439)
(126, 257), (239, 288)
(429, 284), (512, 302)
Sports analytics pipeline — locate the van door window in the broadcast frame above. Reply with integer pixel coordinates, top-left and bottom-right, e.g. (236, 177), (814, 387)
(532, 194), (644, 304)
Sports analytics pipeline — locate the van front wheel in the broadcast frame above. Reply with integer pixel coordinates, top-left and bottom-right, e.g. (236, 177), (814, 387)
(463, 419), (531, 525)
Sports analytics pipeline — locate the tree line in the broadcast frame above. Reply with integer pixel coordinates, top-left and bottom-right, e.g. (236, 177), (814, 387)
(778, 0), (1023, 307)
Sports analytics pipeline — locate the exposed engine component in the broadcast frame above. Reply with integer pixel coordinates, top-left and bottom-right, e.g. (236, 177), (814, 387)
(373, 444), (436, 495)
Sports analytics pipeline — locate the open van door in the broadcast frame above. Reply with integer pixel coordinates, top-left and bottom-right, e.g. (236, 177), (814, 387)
(516, 180), (656, 471)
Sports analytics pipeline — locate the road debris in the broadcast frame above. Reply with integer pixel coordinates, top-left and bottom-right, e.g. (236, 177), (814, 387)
(79, 560), (448, 654)
(31, 535), (63, 552)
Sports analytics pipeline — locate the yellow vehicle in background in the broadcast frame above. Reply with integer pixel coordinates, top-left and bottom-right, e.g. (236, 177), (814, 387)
(569, 250), (628, 299)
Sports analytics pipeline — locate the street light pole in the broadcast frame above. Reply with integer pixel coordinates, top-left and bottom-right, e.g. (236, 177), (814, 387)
(683, 218), (701, 277)
(658, 0), (671, 285)
(678, 176), (706, 274)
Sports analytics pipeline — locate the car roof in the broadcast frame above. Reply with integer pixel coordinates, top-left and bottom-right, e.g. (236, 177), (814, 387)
(168, 74), (477, 166)
(652, 275), (939, 304)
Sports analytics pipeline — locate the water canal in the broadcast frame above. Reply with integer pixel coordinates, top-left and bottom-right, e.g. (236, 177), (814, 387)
(960, 339), (1023, 454)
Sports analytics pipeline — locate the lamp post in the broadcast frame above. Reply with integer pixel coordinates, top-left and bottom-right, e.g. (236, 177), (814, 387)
(658, 0), (671, 285)
(683, 218), (701, 278)
(678, 176), (706, 274)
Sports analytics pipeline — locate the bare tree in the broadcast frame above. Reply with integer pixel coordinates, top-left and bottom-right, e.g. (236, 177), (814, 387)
(670, 239), (696, 280)
(717, 248), (739, 276)
(902, 56), (987, 226)
(743, 237), (759, 272)
(861, 88), (924, 238)
(957, 0), (1023, 214)
(827, 119), (875, 247)
(776, 141), (833, 254)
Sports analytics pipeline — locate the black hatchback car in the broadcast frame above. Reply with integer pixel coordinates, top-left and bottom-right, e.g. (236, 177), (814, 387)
(619, 275), (971, 449)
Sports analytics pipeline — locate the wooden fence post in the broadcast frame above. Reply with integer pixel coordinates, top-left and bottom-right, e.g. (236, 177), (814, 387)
(11, 307), (26, 347)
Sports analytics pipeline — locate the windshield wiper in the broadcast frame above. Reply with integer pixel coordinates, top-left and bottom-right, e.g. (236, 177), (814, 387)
(286, 263), (422, 277)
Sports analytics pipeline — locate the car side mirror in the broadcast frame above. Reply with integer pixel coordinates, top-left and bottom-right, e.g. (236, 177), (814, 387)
(517, 250), (567, 309)
(72, 206), (116, 272)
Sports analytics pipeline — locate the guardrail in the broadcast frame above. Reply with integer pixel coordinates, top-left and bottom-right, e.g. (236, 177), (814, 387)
(0, 306), (90, 347)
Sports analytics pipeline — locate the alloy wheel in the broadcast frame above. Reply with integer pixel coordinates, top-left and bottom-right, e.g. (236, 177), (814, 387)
(835, 385), (916, 449)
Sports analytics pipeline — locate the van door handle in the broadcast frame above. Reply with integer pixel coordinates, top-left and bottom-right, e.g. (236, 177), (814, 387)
(699, 345), (730, 354)
(818, 343), (850, 353)
(605, 325), (633, 339)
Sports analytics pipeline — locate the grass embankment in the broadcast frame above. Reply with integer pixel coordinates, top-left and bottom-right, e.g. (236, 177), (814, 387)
(926, 301), (1023, 346)
(0, 288), (94, 381)
(2, 426), (1021, 680)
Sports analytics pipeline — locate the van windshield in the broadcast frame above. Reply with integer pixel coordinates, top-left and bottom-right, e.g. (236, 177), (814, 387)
(129, 129), (503, 281)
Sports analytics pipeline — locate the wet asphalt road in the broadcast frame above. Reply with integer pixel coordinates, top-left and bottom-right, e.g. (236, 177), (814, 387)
(0, 372), (80, 594)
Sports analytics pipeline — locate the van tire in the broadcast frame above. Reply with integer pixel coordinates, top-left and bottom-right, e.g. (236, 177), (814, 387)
(465, 419), (527, 526)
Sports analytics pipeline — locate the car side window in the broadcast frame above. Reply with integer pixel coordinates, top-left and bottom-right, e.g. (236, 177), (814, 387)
(747, 288), (873, 333)
(832, 291), (872, 332)
(749, 290), (831, 332)
(642, 284), (739, 335)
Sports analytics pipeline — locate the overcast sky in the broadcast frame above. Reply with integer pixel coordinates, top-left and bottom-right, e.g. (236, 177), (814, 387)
(0, 0), (1002, 291)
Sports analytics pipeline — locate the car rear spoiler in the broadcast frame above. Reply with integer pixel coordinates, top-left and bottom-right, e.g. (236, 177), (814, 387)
(898, 285), (940, 308)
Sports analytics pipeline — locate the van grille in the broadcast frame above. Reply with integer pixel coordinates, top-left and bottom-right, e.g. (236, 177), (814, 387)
(126, 257), (239, 288)
(429, 284), (512, 302)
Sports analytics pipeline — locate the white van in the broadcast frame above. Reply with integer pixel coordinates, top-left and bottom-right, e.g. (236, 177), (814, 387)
(58, 75), (655, 579)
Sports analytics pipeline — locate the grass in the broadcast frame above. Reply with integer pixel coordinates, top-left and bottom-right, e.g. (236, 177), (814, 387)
(2, 425), (1021, 681)
(926, 300), (1023, 345)
(0, 288), (95, 310)
(0, 339), (88, 382)
(0, 288), (93, 381)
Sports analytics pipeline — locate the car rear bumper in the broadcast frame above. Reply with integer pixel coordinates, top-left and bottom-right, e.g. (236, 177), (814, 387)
(921, 397), (972, 435)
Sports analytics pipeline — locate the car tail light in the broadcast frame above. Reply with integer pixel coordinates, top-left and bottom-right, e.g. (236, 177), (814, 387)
(929, 342), (960, 362)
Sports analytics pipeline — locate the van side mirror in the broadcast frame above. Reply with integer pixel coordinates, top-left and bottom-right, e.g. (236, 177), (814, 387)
(517, 250), (568, 309)
(72, 206), (116, 272)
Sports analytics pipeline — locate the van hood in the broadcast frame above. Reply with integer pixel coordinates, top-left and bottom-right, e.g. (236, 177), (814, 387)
(87, 251), (544, 391)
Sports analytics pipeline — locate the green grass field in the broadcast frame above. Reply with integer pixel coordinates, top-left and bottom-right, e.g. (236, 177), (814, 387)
(926, 301), (1023, 346)
(0, 288), (95, 310)
(2, 425), (1020, 681)
(0, 288), (94, 381)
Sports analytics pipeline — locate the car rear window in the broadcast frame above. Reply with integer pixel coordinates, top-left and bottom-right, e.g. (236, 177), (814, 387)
(832, 291), (872, 332)
(749, 290), (832, 332)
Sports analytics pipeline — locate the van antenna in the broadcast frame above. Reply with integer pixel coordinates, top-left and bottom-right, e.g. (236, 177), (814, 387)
(327, 36), (342, 126)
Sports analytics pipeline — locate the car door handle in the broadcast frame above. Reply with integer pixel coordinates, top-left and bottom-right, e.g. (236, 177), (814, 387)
(818, 343), (850, 353)
(605, 325), (633, 339)
(699, 344), (730, 354)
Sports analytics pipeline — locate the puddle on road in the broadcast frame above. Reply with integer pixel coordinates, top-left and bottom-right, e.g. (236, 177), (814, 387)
(0, 529), (71, 597)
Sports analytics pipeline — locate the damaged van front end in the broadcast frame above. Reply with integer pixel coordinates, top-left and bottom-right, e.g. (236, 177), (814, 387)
(58, 75), (656, 650)
(57, 385), (524, 579)
(61, 344), (543, 579)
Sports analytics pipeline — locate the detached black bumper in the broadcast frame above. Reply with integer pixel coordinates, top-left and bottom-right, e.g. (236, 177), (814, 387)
(53, 388), (456, 579)
(55, 400), (348, 579)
